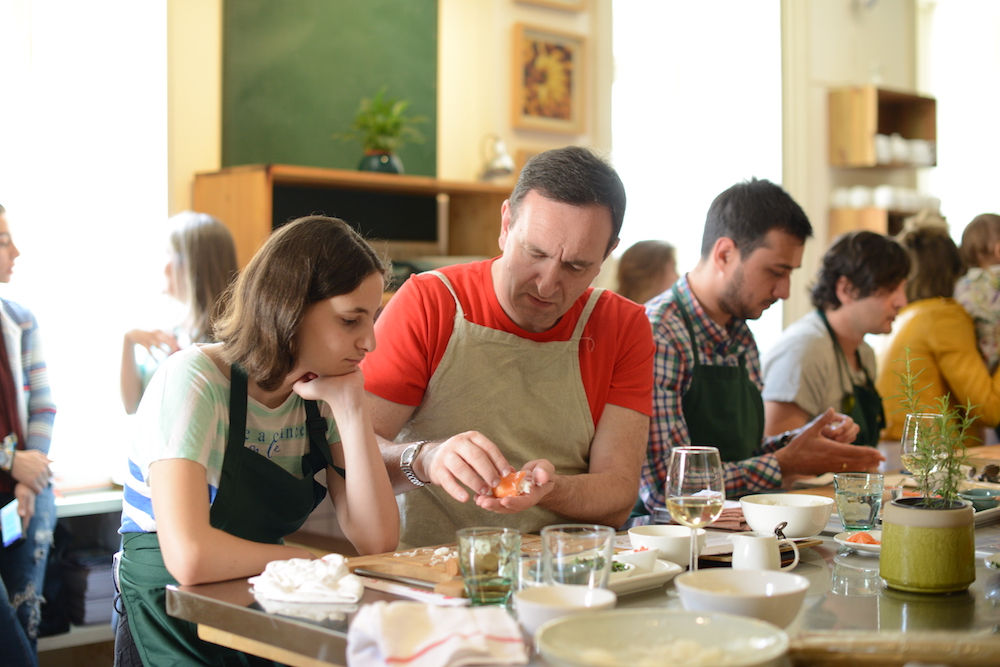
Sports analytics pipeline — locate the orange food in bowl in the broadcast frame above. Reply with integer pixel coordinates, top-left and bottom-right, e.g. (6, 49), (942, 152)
(846, 532), (880, 545)
(492, 470), (531, 498)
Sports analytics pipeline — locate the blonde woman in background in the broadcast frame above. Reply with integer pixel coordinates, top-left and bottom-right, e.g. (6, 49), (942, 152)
(615, 240), (678, 305)
(876, 211), (1000, 447)
(120, 212), (238, 414)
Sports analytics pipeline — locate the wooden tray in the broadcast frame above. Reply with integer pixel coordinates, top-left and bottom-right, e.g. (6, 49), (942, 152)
(699, 538), (823, 564)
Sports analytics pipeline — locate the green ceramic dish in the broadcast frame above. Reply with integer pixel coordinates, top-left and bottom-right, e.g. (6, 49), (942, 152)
(958, 488), (1000, 512)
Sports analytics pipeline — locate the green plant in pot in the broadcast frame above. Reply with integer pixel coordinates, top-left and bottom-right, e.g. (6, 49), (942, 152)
(880, 350), (977, 594)
(334, 87), (426, 174)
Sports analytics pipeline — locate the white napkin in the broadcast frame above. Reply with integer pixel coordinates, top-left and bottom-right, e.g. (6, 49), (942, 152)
(347, 600), (528, 667)
(249, 553), (363, 604)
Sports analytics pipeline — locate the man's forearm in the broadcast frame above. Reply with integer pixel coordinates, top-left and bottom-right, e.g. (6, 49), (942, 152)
(538, 471), (637, 529)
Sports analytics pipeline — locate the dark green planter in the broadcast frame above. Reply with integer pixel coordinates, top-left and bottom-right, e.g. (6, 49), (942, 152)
(358, 151), (403, 174)
(879, 497), (975, 594)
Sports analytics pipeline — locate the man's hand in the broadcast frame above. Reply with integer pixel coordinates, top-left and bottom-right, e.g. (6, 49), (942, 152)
(774, 408), (883, 476)
(14, 483), (36, 532)
(417, 431), (513, 503)
(474, 459), (555, 514)
(11, 449), (52, 494)
(818, 411), (860, 444)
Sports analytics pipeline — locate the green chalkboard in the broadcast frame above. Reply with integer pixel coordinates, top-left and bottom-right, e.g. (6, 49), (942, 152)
(223, 0), (437, 176)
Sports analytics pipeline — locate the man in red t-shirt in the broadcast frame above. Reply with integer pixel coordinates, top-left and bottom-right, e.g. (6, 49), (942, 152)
(362, 147), (655, 547)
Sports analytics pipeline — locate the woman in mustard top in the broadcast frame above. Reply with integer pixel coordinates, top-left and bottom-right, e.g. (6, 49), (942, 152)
(876, 213), (1000, 446)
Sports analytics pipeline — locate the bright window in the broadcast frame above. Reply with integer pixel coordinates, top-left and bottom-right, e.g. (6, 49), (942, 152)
(612, 0), (784, 351)
(0, 1), (168, 486)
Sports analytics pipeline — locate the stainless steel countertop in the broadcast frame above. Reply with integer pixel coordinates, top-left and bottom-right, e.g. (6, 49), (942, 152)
(167, 524), (1000, 667)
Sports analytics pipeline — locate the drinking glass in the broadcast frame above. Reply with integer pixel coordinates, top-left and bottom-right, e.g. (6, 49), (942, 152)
(900, 413), (946, 494)
(834, 472), (884, 531)
(456, 527), (521, 606)
(541, 524), (615, 588)
(666, 446), (725, 571)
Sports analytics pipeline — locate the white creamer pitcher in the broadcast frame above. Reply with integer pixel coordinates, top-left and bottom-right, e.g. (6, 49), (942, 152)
(728, 533), (799, 571)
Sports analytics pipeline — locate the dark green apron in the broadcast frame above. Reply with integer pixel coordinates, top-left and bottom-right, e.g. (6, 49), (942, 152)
(675, 284), (765, 463)
(818, 310), (884, 448)
(118, 365), (338, 666)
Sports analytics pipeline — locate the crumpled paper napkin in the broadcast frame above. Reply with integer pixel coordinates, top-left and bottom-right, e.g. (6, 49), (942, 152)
(249, 553), (363, 604)
(347, 600), (528, 667)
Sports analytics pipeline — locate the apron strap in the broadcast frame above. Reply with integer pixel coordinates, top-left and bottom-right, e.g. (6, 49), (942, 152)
(305, 399), (346, 479)
(672, 283), (702, 367)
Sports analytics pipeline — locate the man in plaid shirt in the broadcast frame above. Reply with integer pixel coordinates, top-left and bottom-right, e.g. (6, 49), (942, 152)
(639, 179), (884, 510)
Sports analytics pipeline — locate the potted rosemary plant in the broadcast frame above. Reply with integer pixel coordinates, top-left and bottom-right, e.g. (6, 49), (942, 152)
(334, 87), (426, 174)
(879, 351), (977, 593)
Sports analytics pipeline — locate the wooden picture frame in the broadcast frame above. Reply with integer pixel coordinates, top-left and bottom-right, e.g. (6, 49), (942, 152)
(516, 0), (585, 11)
(511, 23), (586, 134)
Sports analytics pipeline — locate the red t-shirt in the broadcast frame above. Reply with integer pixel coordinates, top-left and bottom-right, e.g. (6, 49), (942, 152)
(362, 258), (654, 425)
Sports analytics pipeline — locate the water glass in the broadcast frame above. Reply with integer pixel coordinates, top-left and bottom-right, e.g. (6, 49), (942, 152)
(541, 524), (615, 588)
(456, 527), (521, 605)
(834, 472), (884, 531)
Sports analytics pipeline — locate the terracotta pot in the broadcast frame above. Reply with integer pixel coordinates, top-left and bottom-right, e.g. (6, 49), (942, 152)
(879, 497), (975, 594)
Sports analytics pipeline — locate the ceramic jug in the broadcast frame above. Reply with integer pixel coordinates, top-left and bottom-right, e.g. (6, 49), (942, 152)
(729, 533), (799, 571)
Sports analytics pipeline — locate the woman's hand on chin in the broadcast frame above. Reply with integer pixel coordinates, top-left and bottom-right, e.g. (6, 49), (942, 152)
(292, 368), (367, 412)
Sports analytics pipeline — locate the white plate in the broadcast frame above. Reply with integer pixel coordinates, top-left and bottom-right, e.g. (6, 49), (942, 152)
(834, 530), (881, 555)
(986, 553), (1000, 571)
(537, 609), (788, 667)
(974, 503), (1000, 525)
(606, 559), (683, 596)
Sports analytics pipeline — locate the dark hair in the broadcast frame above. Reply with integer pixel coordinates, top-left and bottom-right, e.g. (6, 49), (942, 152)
(895, 213), (965, 302)
(616, 240), (676, 303)
(959, 213), (1000, 269)
(810, 231), (910, 310)
(700, 178), (812, 259)
(216, 216), (388, 390)
(168, 211), (239, 344)
(508, 146), (626, 255)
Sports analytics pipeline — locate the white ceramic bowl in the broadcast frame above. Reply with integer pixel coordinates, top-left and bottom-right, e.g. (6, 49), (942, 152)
(514, 584), (617, 638)
(627, 525), (707, 566)
(612, 548), (658, 573)
(674, 569), (810, 629)
(536, 609), (789, 667)
(740, 493), (834, 538)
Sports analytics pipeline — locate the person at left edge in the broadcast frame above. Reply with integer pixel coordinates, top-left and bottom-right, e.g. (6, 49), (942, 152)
(761, 231), (910, 448)
(362, 146), (655, 549)
(116, 216), (399, 666)
(0, 203), (57, 667)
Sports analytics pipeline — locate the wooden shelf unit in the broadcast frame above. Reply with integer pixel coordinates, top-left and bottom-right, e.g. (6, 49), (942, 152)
(828, 86), (936, 168)
(192, 164), (511, 268)
(829, 207), (911, 238)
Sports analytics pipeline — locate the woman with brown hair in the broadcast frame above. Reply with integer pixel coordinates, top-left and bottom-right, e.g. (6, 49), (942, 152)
(875, 211), (1000, 445)
(615, 239), (678, 305)
(115, 215), (399, 665)
(120, 211), (238, 414)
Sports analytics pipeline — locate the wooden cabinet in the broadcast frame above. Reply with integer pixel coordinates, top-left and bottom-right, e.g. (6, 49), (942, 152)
(192, 164), (511, 268)
(828, 86), (937, 236)
(828, 86), (936, 168)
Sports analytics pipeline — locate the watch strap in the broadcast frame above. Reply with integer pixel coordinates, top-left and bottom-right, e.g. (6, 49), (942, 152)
(400, 441), (429, 487)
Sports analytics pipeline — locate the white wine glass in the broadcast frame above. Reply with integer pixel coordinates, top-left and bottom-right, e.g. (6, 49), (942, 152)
(666, 446), (725, 571)
(900, 412), (945, 497)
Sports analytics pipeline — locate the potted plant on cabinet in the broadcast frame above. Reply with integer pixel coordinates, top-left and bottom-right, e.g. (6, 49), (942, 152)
(334, 87), (426, 174)
(880, 351), (978, 594)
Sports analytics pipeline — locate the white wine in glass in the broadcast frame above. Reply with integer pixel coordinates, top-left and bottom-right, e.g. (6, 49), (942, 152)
(900, 413), (945, 495)
(667, 446), (725, 571)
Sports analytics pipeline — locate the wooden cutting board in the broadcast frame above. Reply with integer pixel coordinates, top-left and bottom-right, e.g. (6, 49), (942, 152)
(347, 535), (545, 597)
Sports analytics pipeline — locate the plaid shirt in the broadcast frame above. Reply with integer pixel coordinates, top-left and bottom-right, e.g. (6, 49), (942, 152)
(639, 276), (783, 509)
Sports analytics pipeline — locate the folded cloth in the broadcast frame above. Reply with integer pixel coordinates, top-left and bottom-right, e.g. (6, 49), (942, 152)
(710, 507), (750, 532)
(347, 600), (528, 667)
(249, 553), (363, 604)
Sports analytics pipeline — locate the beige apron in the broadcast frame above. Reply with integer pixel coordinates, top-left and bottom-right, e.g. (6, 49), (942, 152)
(397, 271), (599, 548)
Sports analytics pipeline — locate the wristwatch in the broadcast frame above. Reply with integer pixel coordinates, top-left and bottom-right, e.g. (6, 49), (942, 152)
(0, 434), (16, 472)
(400, 441), (429, 487)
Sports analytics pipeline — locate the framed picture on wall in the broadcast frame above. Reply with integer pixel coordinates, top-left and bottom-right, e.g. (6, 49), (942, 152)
(511, 23), (586, 134)
(516, 0), (585, 11)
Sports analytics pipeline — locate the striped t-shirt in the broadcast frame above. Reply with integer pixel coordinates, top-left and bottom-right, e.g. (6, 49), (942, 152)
(120, 345), (339, 534)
